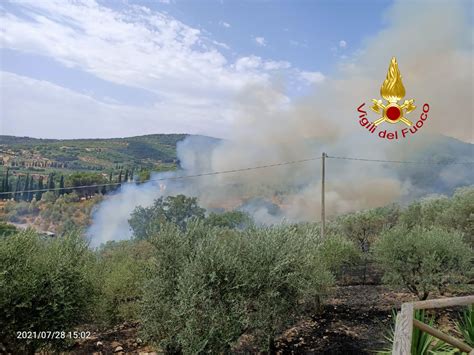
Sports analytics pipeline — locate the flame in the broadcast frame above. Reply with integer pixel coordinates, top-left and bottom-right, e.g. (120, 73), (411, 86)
(380, 57), (406, 103)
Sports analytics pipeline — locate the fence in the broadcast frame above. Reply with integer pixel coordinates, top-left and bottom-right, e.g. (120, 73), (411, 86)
(392, 295), (474, 355)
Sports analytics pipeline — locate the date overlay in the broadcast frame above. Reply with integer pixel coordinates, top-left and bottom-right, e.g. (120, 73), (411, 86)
(16, 331), (91, 340)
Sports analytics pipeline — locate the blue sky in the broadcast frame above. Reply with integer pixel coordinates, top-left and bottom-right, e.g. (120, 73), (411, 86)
(0, 0), (472, 140)
(138, 0), (393, 72)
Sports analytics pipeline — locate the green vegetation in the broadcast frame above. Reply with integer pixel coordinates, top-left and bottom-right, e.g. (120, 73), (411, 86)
(0, 196), (358, 353)
(374, 225), (471, 300)
(0, 186), (472, 353)
(378, 310), (450, 355)
(0, 134), (186, 171)
(205, 210), (253, 229)
(457, 305), (474, 347)
(2, 193), (101, 234)
(379, 305), (474, 354)
(0, 134), (187, 203)
(94, 240), (153, 326)
(0, 231), (97, 353)
(129, 195), (206, 239)
(0, 222), (17, 237)
(139, 222), (349, 353)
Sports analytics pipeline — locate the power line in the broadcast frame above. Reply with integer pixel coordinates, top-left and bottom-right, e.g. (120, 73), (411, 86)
(326, 155), (474, 165)
(1, 154), (472, 196)
(0, 156), (322, 196)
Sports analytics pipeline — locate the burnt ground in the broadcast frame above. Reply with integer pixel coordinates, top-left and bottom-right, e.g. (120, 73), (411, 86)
(67, 283), (473, 354)
(273, 285), (417, 354)
(70, 285), (419, 354)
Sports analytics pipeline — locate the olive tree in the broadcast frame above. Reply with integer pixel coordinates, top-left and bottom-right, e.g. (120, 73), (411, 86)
(0, 231), (97, 353)
(129, 194), (205, 240)
(139, 222), (343, 353)
(374, 225), (472, 300)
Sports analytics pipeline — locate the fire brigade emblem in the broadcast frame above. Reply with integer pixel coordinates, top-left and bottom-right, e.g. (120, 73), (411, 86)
(371, 57), (416, 127)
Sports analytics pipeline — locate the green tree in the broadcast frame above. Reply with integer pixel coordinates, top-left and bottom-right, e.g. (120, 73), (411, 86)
(47, 173), (55, 191)
(399, 188), (474, 245)
(66, 172), (107, 198)
(437, 187), (474, 244)
(140, 222), (335, 353)
(335, 207), (396, 283)
(205, 210), (253, 229)
(3, 168), (10, 199)
(94, 240), (153, 325)
(36, 176), (44, 201)
(0, 231), (97, 353)
(13, 176), (21, 201)
(27, 176), (34, 202)
(374, 225), (472, 300)
(22, 174), (30, 202)
(129, 195), (206, 240)
(138, 169), (151, 183)
(59, 175), (65, 196)
(338, 207), (397, 253)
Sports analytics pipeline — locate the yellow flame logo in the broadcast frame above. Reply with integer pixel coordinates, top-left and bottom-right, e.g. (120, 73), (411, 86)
(380, 57), (406, 103)
(371, 57), (415, 127)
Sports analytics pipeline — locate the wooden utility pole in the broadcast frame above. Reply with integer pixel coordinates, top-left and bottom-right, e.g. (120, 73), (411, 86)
(321, 152), (326, 238)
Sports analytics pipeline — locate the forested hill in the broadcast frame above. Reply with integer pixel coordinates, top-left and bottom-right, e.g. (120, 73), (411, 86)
(0, 134), (190, 171)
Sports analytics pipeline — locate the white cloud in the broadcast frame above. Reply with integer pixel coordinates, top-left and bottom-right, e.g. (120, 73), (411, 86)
(234, 56), (291, 72)
(0, 71), (237, 138)
(212, 40), (230, 50)
(254, 36), (266, 46)
(339, 40), (347, 48)
(219, 20), (231, 28)
(0, 0), (265, 99)
(299, 71), (325, 84)
(0, 0), (321, 138)
(263, 60), (291, 70)
(235, 56), (263, 71)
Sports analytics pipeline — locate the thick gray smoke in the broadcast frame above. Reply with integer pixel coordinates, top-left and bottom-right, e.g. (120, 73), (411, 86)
(88, 0), (473, 247)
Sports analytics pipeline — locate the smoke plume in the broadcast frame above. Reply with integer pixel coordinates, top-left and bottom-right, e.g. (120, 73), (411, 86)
(88, 0), (473, 247)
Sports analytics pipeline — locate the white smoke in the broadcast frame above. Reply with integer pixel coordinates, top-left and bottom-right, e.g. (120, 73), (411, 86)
(88, 0), (473, 247)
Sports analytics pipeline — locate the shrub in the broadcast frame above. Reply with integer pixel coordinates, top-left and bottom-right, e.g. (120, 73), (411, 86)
(374, 225), (472, 300)
(337, 208), (392, 253)
(63, 191), (80, 203)
(441, 186), (474, 245)
(0, 222), (17, 237)
(0, 231), (97, 353)
(399, 187), (474, 245)
(93, 240), (153, 326)
(317, 233), (361, 274)
(399, 196), (450, 230)
(140, 222), (336, 353)
(457, 305), (474, 347)
(41, 191), (57, 203)
(205, 210), (253, 229)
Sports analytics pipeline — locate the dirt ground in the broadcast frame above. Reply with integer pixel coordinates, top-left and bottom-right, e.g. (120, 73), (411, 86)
(70, 285), (420, 354)
(273, 285), (417, 354)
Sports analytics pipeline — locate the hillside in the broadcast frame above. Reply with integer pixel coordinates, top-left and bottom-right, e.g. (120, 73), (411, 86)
(0, 134), (188, 173)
